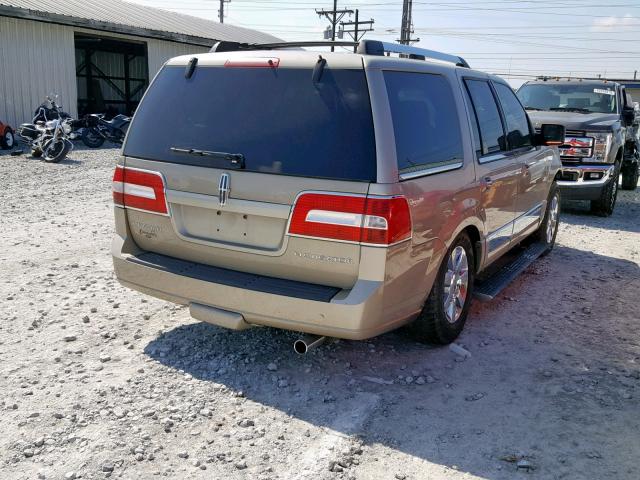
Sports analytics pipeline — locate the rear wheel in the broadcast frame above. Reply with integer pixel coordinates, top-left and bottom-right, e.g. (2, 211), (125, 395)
(81, 128), (105, 148)
(408, 233), (475, 345)
(1, 129), (15, 149)
(590, 172), (619, 217)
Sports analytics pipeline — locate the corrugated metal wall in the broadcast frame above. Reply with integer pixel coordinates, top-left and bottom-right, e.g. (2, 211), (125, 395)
(148, 39), (208, 81)
(0, 16), (208, 128)
(0, 16), (77, 128)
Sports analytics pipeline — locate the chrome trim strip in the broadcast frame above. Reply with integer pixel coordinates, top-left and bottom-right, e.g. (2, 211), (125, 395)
(478, 153), (507, 164)
(513, 202), (543, 236)
(486, 221), (513, 254)
(399, 161), (463, 181)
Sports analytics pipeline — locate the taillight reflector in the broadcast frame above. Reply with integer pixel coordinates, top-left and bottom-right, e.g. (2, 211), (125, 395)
(224, 57), (280, 68)
(112, 165), (168, 215)
(288, 193), (411, 246)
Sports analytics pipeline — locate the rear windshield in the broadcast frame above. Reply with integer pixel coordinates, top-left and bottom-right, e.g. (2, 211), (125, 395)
(124, 65), (376, 182)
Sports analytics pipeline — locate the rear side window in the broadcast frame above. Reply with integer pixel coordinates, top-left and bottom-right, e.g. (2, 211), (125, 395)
(384, 71), (464, 175)
(124, 66), (376, 182)
(493, 82), (532, 149)
(465, 79), (506, 155)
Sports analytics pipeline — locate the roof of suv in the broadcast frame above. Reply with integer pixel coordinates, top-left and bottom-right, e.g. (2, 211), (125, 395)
(164, 39), (504, 82)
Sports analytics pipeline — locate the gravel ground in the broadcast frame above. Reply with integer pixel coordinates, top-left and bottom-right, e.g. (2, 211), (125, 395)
(1, 145), (639, 480)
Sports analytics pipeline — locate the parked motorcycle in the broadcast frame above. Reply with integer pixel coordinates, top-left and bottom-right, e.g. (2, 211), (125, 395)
(81, 113), (131, 148)
(18, 96), (77, 163)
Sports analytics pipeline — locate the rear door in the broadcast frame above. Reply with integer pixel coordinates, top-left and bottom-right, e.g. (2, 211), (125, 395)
(492, 81), (551, 236)
(119, 54), (377, 289)
(463, 78), (520, 261)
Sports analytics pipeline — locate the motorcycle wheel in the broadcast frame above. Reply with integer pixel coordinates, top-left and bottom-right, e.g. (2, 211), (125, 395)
(81, 128), (105, 148)
(43, 139), (70, 163)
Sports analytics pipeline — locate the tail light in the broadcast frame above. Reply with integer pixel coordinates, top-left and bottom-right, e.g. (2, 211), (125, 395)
(112, 165), (168, 215)
(288, 193), (411, 246)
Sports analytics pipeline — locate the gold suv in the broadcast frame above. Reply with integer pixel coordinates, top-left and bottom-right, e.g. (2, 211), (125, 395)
(112, 40), (564, 349)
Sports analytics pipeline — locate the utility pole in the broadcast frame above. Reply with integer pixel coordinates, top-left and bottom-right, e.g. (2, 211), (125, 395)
(399, 0), (419, 45)
(341, 10), (374, 52)
(316, 1), (353, 51)
(219, 0), (230, 23)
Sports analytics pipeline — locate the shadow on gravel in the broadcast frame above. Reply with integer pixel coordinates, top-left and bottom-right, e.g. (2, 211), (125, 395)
(561, 192), (640, 234)
(143, 244), (640, 480)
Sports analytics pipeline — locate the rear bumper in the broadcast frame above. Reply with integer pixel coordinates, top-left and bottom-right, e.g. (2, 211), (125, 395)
(557, 164), (614, 200)
(112, 236), (399, 340)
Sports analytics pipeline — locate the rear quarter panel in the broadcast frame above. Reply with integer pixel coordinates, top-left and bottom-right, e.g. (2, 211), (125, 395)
(364, 59), (482, 322)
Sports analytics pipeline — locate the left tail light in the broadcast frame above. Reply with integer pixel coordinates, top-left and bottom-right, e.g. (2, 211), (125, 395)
(112, 165), (168, 215)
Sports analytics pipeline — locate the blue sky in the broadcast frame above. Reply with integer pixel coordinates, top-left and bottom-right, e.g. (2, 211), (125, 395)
(130, 0), (640, 87)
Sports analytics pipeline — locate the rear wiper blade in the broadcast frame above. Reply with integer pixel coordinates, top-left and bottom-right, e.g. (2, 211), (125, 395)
(549, 107), (592, 113)
(524, 106), (543, 111)
(170, 147), (245, 168)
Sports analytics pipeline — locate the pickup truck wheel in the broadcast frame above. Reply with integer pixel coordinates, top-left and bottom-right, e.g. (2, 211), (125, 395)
(535, 183), (560, 255)
(621, 164), (639, 190)
(408, 233), (474, 345)
(590, 172), (619, 217)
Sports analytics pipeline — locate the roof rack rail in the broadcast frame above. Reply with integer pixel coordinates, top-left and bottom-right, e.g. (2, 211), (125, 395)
(210, 40), (470, 68)
(357, 40), (470, 68)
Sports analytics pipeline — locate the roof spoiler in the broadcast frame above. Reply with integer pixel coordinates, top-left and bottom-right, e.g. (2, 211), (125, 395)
(209, 40), (470, 68)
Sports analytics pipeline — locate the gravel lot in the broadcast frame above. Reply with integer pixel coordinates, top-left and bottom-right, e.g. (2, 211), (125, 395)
(1, 145), (639, 480)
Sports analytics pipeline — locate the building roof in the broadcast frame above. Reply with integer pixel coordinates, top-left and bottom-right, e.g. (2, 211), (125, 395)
(0, 0), (279, 47)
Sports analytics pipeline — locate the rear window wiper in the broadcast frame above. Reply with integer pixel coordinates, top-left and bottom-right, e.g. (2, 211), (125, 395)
(170, 147), (245, 168)
(549, 107), (592, 113)
(524, 106), (543, 111)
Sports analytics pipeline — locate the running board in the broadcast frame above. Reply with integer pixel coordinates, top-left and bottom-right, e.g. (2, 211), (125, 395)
(474, 242), (547, 301)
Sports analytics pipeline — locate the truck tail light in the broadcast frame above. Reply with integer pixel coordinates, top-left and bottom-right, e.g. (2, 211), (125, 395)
(288, 193), (411, 246)
(112, 165), (168, 215)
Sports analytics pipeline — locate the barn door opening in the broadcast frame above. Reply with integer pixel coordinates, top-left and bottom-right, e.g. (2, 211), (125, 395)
(75, 33), (149, 118)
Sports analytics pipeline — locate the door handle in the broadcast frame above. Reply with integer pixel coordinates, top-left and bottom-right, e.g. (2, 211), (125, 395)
(482, 176), (494, 190)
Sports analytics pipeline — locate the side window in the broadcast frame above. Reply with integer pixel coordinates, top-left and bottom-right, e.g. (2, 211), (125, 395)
(384, 71), (464, 175)
(462, 82), (482, 158)
(465, 79), (506, 155)
(493, 82), (532, 149)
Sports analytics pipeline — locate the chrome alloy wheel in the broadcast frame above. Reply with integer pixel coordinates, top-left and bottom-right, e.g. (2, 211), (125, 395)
(443, 246), (469, 324)
(546, 194), (559, 243)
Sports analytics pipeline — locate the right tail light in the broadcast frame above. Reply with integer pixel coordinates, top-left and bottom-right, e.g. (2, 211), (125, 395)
(288, 192), (411, 246)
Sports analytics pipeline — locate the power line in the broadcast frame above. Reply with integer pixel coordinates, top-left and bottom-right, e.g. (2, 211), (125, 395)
(399, 0), (419, 45)
(316, 1), (353, 51)
(340, 9), (375, 52)
(219, 0), (231, 23)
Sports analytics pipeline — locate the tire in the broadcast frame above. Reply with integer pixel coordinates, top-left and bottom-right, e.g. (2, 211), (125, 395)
(408, 233), (475, 345)
(81, 128), (105, 148)
(534, 183), (560, 255)
(590, 171), (619, 217)
(621, 164), (639, 190)
(42, 139), (70, 163)
(1, 129), (15, 149)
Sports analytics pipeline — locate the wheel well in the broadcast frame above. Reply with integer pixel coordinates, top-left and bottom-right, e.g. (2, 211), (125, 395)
(462, 225), (482, 273)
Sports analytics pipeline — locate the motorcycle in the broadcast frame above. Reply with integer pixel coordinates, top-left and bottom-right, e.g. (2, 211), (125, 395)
(81, 113), (131, 148)
(17, 95), (78, 163)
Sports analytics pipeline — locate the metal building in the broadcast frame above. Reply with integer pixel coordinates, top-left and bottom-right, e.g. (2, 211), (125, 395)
(0, 0), (278, 128)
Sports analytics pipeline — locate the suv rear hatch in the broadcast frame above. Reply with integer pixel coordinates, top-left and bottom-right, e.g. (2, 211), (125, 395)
(117, 52), (381, 290)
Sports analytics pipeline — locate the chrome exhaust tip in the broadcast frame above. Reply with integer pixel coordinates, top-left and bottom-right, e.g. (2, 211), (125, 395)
(293, 335), (326, 355)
